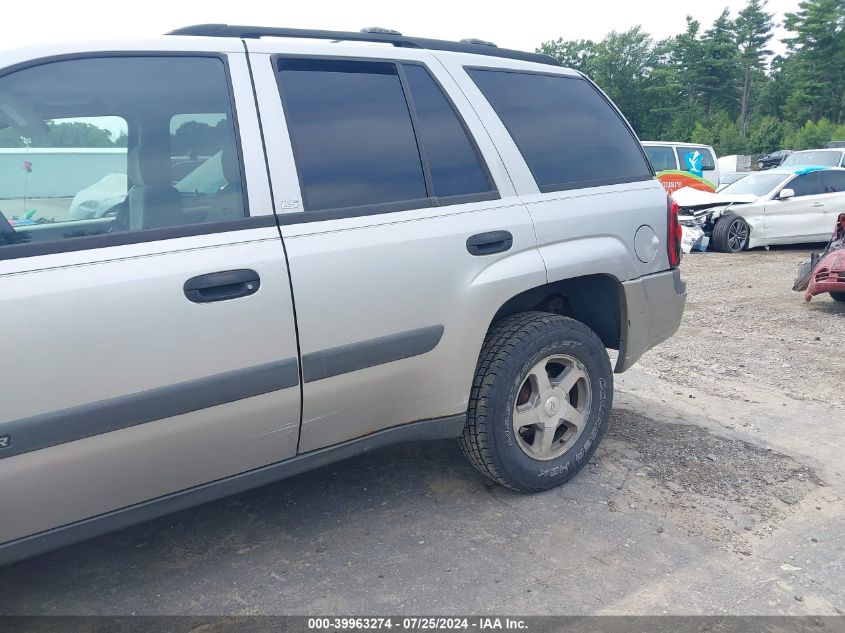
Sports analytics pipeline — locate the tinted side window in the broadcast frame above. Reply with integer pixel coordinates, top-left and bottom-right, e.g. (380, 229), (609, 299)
(678, 146), (716, 172)
(277, 59), (427, 213)
(789, 172), (822, 197)
(402, 64), (493, 198)
(0, 56), (245, 248)
(821, 170), (845, 193)
(644, 145), (677, 172)
(467, 69), (652, 192)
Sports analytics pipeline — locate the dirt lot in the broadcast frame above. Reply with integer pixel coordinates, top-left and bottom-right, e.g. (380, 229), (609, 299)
(1, 246), (843, 615)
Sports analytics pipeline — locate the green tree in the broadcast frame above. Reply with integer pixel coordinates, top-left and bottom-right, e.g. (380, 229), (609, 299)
(537, 1), (844, 155)
(700, 9), (740, 116)
(640, 39), (685, 140)
(536, 38), (597, 73)
(690, 110), (744, 154)
(783, 0), (845, 124)
(734, 0), (775, 135)
(783, 118), (845, 148)
(673, 17), (707, 111)
(583, 28), (656, 132)
(171, 120), (225, 159)
(747, 115), (785, 153)
(0, 121), (122, 148)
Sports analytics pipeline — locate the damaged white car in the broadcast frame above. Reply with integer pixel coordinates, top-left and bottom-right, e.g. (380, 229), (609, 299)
(675, 166), (845, 253)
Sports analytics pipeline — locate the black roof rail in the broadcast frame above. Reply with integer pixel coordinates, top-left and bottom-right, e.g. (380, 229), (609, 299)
(168, 24), (562, 67)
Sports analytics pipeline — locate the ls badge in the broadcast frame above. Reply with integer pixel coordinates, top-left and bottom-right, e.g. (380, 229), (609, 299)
(0, 435), (10, 449)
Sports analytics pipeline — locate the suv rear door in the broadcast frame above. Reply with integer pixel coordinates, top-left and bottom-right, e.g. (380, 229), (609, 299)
(0, 48), (300, 547)
(247, 42), (545, 452)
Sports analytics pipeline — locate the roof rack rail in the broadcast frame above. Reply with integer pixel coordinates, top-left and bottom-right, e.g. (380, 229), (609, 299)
(168, 24), (561, 67)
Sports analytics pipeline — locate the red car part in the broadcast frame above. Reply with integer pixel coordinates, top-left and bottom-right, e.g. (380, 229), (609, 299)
(797, 213), (845, 301)
(805, 249), (845, 301)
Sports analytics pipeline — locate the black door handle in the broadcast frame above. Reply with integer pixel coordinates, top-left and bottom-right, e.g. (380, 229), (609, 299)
(184, 269), (261, 303)
(466, 231), (513, 256)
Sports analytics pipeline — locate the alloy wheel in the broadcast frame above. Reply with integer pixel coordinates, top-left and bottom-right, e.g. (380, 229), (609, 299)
(512, 354), (592, 461)
(727, 217), (748, 252)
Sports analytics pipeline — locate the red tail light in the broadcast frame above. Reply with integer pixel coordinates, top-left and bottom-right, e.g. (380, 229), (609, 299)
(667, 195), (682, 267)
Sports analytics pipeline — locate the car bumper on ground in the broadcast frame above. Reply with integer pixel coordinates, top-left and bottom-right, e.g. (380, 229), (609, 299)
(805, 250), (845, 301)
(616, 268), (686, 372)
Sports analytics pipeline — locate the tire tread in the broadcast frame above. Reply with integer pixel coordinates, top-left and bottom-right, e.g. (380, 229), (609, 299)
(711, 215), (748, 253)
(459, 311), (607, 492)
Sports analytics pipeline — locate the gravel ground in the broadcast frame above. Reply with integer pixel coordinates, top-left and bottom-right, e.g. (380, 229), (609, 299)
(638, 246), (844, 408)
(1, 245), (843, 616)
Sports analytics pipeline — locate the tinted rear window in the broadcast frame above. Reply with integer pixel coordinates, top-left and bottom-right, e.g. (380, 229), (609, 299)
(467, 69), (652, 192)
(403, 64), (493, 198)
(277, 59), (427, 212)
(789, 171), (822, 197)
(821, 170), (845, 193)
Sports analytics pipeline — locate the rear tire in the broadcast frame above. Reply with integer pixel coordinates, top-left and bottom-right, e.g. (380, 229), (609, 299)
(459, 312), (613, 492)
(711, 215), (750, 253)
(831, 292), (845, 302)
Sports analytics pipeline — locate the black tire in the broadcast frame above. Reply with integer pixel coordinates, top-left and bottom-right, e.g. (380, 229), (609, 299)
(711, 215), (750, 253)
(459, 311), (613, 492)
(831, 292), (845, 302)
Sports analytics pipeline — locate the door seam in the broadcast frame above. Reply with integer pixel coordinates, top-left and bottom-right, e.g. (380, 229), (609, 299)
(241, 40), (306, 453)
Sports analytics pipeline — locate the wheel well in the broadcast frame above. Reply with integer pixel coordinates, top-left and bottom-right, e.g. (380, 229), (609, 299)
(490, 274), (623, 349)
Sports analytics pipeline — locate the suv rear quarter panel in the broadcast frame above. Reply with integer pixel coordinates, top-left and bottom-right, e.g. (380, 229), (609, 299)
(434, 53), (671, 283)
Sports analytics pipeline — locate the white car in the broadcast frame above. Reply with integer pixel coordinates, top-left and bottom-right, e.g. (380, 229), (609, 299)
(676, 166), (845, 252)
(716, 172), (747, 191)
(781, 148), (845, 168)
(68, 152), (229, 219)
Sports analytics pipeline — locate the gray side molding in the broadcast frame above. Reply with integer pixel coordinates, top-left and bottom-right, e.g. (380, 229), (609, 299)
(301, 325), (445, 383)
(0, 413), (466, 566)
(0, 358), (300, 461)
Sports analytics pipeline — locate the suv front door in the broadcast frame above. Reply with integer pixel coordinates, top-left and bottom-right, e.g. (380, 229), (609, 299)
(0, 51), (300, 547)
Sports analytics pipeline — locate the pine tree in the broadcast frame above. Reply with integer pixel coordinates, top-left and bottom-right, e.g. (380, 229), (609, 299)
(734, 0), (775, 135)
(700, 9), (740, 116)
(584, 28), (656, 132)
(536, 39), (597, 74)
(783, 0), (845, 124)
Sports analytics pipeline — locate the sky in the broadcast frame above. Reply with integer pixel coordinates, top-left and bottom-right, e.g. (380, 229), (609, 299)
(0, 0), (799, 54)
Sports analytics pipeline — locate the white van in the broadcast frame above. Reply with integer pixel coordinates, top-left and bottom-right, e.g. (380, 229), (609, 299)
(642, 141), (720, 191)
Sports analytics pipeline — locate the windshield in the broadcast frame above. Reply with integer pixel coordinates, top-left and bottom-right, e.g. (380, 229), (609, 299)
(719, 173), (786, 196)
(782, 151), (843, 167)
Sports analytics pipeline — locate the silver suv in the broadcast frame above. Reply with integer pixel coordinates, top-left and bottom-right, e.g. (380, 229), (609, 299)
(0, 25), (686, 564)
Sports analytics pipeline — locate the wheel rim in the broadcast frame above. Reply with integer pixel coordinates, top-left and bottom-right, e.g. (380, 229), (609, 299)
(511, 354), (592, 461)
(727, 218), (748, 252)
